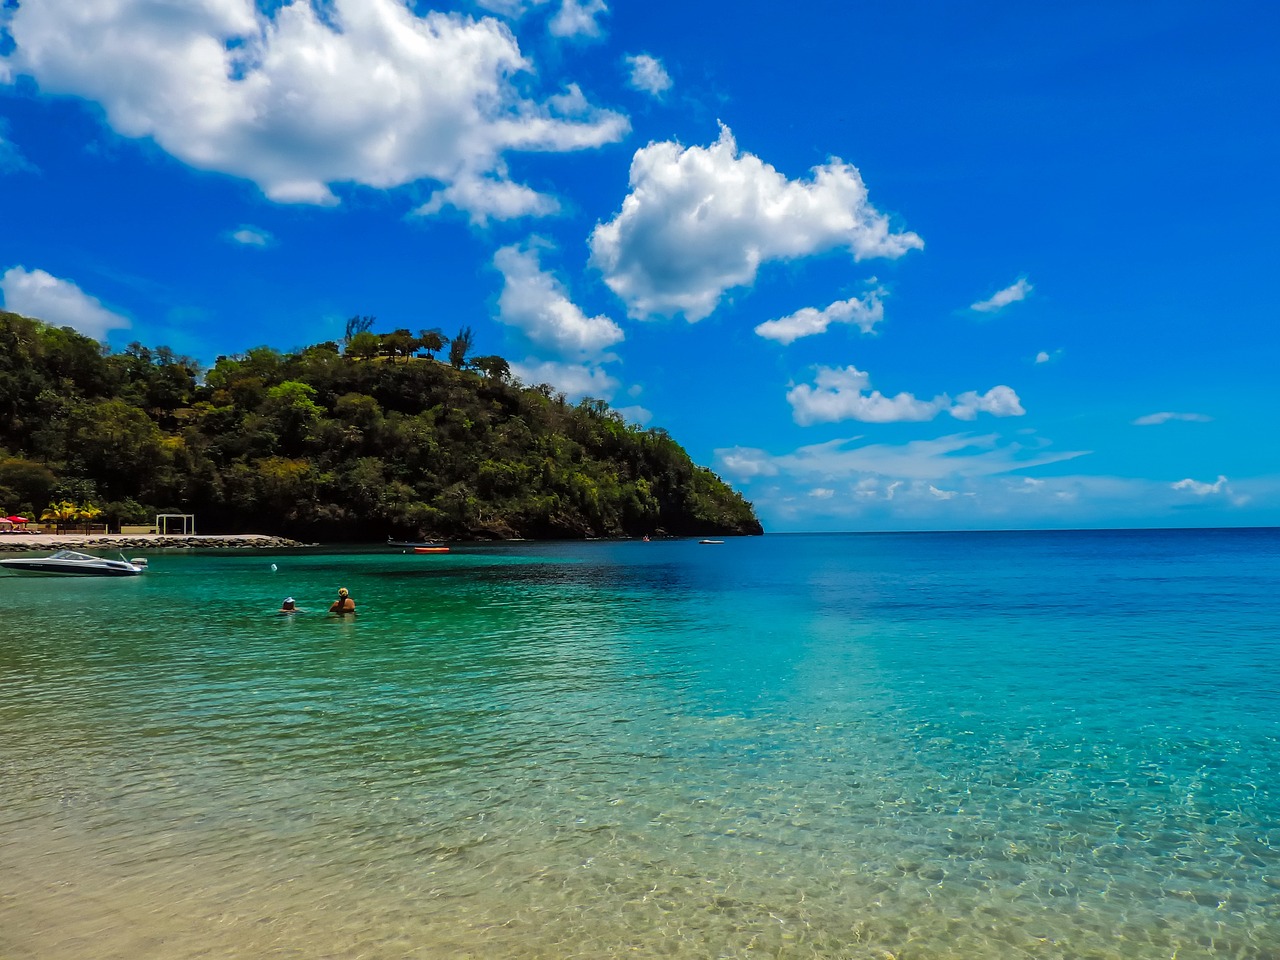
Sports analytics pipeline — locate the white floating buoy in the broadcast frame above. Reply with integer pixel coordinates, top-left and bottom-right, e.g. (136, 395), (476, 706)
(270, 563), (278, 572)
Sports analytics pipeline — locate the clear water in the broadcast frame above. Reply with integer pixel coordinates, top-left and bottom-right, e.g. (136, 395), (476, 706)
(2, 530), (1278, 959)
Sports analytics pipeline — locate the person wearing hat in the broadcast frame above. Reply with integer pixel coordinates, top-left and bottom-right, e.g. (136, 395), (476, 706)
(279, 597), (302, 614)
(329, 587), (356, 615)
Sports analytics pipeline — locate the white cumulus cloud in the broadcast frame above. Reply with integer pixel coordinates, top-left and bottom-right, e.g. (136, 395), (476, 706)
(494, 240), (624, 357)
(511, 357), (619, 401)
(549, 0), (607, 37)
(755, 287), (885, 344)
(614, 404), (652, 425)
(971, 277), (1032, 314)
(1, 0), (627, 221)
(625, 54), (671, 97)
(950, 385), (1025, 421)
(589, 124), (922, 321)
(787, 366), (944, 425)
(0, 266), (131, 340)
(1133, 411), (1212, 426)
(786, 366), (1024, 426)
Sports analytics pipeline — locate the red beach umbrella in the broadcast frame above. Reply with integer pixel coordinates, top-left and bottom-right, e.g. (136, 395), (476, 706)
(6, 516), (28, 524)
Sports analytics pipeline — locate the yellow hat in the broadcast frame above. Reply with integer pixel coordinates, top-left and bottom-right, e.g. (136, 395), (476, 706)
(338, 587), (349, 596)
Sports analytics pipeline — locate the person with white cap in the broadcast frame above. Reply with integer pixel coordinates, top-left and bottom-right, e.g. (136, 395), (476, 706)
(279, 597), (303, 614)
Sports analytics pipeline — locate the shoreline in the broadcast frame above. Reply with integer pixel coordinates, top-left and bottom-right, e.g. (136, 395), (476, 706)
(0, 533), (306, 553)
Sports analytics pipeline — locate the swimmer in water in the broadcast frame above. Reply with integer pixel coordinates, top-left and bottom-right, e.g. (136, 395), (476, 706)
(328, 587), (356, 615)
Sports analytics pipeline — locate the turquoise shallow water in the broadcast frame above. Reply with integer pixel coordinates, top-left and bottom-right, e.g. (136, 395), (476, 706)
(1, 530), (1278, 958)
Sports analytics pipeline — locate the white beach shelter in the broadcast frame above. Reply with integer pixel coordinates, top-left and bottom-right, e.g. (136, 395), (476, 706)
(156, 514), (196, 535)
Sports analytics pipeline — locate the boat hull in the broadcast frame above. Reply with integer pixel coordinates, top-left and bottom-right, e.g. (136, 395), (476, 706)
(0, 550), (147, 577)
(0, 562), (143, 577)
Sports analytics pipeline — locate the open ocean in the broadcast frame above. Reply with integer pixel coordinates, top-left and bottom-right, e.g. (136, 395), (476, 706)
(1, 529), (1278, 959)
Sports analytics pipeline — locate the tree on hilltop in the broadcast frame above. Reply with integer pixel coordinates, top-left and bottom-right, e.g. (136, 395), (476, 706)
(449, 326), (474, 369)
(343, 315), (375, 344)
(418, 328), (446, 359)
(473, 355), (510, 382)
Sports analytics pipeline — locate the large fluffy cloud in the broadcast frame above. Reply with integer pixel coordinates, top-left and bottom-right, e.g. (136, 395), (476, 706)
(0, 0), (627, 220)
(755, 287), (885, 344)
(786, 366), (1024, 426)
(494, 241), (624, 357)
(589, 124), (922, 321)
(0, 266), (131, 340)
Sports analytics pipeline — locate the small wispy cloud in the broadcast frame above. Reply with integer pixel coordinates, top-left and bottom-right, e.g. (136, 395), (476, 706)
(0, 127), (36, 175)
(1034, 348), (1062, 364)
(1133, 411), (1212, 426)
(755, 287), (885, 344)
(624, 54), (671, 97)
(227, 225), (275, 248)
(716, 433), (1088, 485)
(971, 277), (1032, 314)
(1171, 475), (1247, 507)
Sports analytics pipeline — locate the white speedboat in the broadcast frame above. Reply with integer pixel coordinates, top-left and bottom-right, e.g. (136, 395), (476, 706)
(0, 549), (148, 577)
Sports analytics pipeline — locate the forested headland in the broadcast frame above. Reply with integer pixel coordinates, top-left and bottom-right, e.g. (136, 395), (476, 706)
(0, 311), (762, 540)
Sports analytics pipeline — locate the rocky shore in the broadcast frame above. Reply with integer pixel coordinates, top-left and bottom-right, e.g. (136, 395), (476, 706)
(0, 533), (307, 553)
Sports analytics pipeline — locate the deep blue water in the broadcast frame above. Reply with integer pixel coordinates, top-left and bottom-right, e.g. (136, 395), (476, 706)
(1, 529), (1278, 958)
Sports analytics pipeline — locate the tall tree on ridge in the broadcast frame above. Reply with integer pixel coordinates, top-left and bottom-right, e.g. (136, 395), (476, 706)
(449, 326), (474, 369)
(343, 315), (375, 345)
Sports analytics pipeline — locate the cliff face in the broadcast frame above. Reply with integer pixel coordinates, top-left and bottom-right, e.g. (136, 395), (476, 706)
(0, 312), (763, 540)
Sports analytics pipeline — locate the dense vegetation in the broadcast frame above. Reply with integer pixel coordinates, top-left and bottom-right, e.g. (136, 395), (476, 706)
(0, 311), (762, 540)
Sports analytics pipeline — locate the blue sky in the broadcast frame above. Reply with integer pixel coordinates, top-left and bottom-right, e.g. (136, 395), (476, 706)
(1, 0), (1277, 532)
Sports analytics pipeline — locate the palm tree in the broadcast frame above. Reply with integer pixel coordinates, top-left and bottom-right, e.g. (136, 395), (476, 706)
(40, 499), (79, 532)
(343, 315), (375, 345)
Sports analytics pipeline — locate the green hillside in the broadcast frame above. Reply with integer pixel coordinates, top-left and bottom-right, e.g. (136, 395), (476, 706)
(0, 311), (763, 540)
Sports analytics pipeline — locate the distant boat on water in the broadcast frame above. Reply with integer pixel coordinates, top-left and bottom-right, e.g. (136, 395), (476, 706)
(389, 537), (450, 553)
(699, 539), (725, 545)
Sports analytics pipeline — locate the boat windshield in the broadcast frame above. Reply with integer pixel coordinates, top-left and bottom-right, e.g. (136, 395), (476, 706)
(48, 550), (101, 561)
